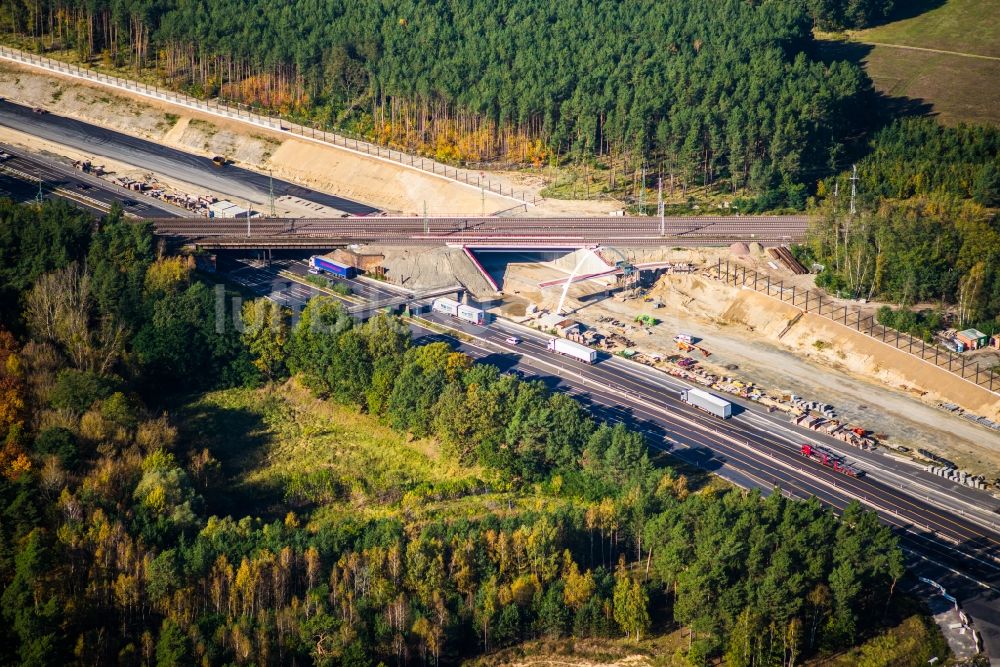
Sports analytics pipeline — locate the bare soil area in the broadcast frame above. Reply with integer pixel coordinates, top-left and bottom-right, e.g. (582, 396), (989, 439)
(499, 248), (1000, 479)
(367, 244), (498, 297)
(0, 61), (616, 216)
(0, 122), (220, 203)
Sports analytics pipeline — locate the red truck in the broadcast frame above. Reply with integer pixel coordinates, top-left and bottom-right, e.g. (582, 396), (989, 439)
(800, 444), (863, 478)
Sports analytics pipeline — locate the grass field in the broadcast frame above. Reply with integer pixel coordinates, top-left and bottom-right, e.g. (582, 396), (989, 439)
(825, 0), (1000, 127)
(850, 0), (1000, 58)
(862, 45), (1000, 126)
(175, 380), (560, 524)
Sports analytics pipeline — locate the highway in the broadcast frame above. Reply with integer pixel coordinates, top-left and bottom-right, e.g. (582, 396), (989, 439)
(0, 144), (189, 217)
(0, 99), (379, 215)
(221, 254), (1000, 656)
(154, 214), (810, 247)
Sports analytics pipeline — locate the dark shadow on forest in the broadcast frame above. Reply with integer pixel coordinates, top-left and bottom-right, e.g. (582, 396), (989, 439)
(174, 398), (281, 519)
(813, 38), (935, 163)
(815, 39), (934, 118)
(875, 0), (947, 26)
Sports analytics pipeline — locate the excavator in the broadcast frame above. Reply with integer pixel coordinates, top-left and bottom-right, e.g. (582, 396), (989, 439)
(675, 339), (711, 357)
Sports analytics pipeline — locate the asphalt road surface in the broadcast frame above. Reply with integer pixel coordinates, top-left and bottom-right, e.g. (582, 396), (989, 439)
(0, 100), (379, 215)
(217, 254), (1000, 657)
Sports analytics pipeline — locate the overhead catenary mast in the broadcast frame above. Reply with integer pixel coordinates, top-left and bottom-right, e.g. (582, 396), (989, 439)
(658, 177), (665, 236)
(269, 169), (276, 218)
(849, 163), (858, 216)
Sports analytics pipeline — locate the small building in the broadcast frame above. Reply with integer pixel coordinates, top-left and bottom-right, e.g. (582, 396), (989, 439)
(955, 328), (989, 351)
(209, 200), (252, 218)
(539, 313), (582, 335)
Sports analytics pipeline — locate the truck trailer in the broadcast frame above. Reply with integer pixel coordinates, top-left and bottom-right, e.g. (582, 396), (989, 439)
(432, 297), (486, 325)
(680, 388), (732, 419)
(546, 338), (597, 364)
(309, 255), (357, 279)
(800, 444), (863, 477)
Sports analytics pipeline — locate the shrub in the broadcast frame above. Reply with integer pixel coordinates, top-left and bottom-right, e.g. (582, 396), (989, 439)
(49, 369), (118, 415)
(33, 426), (79, 470)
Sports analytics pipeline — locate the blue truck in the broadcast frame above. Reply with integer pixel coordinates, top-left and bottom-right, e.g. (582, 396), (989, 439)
(309, 255), (357, 279)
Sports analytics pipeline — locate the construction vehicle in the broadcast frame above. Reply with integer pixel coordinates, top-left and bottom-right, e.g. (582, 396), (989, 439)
(800, 444), (863, 477)
(675, 339), (711, 357)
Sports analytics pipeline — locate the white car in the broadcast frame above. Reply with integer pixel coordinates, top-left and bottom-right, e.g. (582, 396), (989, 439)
(505, 336), (521, 345)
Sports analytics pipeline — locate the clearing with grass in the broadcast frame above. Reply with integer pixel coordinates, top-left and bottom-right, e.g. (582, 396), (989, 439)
(826, 0), (1000, 126)
(176, 380), (509, 523)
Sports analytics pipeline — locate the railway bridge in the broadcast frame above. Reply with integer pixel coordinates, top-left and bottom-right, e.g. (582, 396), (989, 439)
(148, 215), (811, 250)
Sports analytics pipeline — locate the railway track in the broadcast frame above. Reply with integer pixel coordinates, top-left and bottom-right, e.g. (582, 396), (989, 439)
(182, 235), (804, 249)
(149, 215), (812, 247)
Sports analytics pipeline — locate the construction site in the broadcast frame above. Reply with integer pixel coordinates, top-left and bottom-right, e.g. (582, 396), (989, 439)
(3, 39), (999, 499)
(354, 240), (1000, 487)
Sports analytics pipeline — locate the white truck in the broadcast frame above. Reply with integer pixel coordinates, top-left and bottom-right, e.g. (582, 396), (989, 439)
(680, 388), (732, 419)
(547, 338), (597, 364)
(432, 297), (486, 325)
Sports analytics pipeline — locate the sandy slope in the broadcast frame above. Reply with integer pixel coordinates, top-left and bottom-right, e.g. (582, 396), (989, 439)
(0, 61), (537, 215)
(495, 248), (1000, 477)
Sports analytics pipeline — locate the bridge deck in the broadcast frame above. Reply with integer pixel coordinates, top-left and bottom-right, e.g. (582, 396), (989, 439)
(149, 215), (810, 249)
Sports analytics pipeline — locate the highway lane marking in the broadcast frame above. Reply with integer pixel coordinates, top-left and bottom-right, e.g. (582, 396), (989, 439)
(228, 278), (1000, 573)
(455, 327), (991, 570)
(436, 318), (951, 526)
(412, 314), (998, 549)
(578, 382), (1000, 577)
(247, 285), (1000, 592)
(903, 548), (998, 592)
(246, 284), (1000, 595)
(711, 408), (1000, 550)
(457, 319), (1000, 558)
(437, 326), (805, 498)
(739, 411), (1000, 530)
(553, 346), (1000, 550)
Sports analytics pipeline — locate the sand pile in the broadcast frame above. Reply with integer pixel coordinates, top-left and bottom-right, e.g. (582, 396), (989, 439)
(372, 245), (497, 297)
(729, 241), (750, 256)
